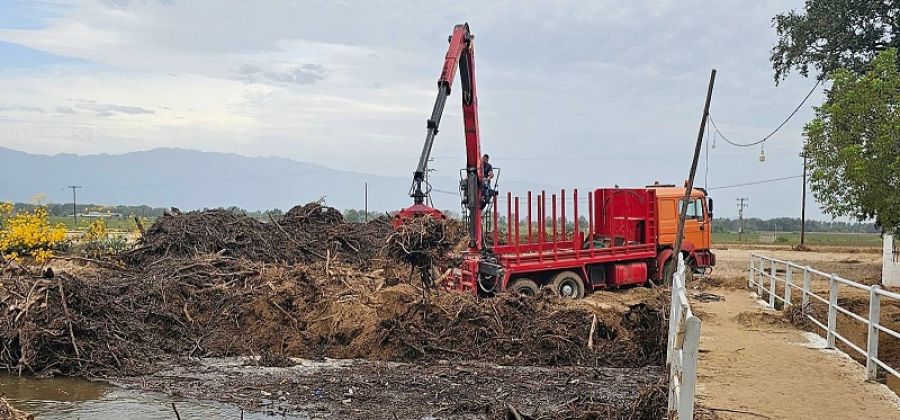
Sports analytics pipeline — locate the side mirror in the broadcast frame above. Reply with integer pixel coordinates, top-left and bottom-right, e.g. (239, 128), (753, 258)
(707, 197), (714, 214)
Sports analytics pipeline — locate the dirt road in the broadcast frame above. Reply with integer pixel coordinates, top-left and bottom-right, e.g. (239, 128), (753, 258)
(695, 247), (900, 419)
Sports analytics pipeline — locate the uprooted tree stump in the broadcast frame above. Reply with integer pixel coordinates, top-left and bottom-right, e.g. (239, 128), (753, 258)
(385, 217), (463, 285)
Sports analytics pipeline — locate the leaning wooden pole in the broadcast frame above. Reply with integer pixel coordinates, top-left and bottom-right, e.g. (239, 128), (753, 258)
(671, 69), (716, 283)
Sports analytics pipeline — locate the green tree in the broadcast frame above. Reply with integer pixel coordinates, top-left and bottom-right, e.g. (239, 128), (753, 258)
(804, 49), (900, 232)
(771, 0), (899, 82)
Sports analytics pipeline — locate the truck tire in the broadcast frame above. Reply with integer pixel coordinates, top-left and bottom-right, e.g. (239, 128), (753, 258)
(508, 278), (540, 296)
(662, 258), (676, 286)
(551, 271), (585, 299)
(663, 257), (694, 285)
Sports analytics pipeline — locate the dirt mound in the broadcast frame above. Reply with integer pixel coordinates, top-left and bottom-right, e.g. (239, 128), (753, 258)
(734, 311), (794, 329)
(122, 203), (392, 269)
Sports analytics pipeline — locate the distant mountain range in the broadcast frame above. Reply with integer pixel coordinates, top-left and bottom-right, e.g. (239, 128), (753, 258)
(0, 147), (551, 212)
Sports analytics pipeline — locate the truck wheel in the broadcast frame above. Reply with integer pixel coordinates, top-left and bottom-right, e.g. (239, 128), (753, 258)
(662, 259), (676, 286)
(551, 271), (585, 299)
(508, 278), (540, 297)
(663, 258), (694, 285)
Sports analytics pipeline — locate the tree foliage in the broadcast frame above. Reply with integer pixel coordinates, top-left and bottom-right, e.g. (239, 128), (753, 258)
(771, 0), (899, 81)
(804, 48), (900, 232)
(712, 217), (878, 233)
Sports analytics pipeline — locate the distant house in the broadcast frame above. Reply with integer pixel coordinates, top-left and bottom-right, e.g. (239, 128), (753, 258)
(77, 211), (124, 219)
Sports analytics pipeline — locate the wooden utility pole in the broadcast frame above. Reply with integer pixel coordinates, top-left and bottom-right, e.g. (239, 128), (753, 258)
(800, 149), (808, 245)
(672, 69), (716, 280)
(737, 198), (749, 242)
(67, 185), (82, 225)
(364, 182), (369, 222)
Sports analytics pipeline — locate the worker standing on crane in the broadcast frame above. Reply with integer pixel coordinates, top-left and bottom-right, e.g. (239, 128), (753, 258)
(481, 154), (497, 208)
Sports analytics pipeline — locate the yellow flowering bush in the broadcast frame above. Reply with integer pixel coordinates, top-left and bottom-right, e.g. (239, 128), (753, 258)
(81, 218), (109, 242)
(79, 218), (128, 258)
(0, 206), (68, 264)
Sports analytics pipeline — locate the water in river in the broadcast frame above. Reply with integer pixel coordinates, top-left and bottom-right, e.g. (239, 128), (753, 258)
(0, 374), (300, 419)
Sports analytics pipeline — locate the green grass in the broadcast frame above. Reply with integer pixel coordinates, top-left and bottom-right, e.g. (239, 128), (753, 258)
(713, 231), (882, 247)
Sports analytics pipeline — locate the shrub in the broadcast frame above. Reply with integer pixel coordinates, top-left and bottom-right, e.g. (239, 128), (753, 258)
(79, 218), (129, 258)
(0, 204), (68, 264)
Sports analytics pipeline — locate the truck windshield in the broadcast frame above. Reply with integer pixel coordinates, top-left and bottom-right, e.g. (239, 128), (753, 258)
(679, 198), (704, 220)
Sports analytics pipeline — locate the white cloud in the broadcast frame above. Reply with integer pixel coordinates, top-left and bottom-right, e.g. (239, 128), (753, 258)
(0, 0), (829, 218)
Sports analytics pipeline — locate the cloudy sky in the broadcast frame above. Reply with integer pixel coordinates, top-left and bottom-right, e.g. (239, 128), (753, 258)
(0, 0), (831, 219)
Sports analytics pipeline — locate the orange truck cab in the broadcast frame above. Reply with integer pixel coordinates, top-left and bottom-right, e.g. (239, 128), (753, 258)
(649, 184), (716, 276)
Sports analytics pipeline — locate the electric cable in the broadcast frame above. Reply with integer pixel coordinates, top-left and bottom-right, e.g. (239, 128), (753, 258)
(708, 174), (803, 190)
(708, 79), (821, 147)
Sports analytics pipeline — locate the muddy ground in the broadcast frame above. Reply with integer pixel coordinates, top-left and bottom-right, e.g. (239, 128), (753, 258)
(0, 204), (672, 419)
(114, 358), (663, 419)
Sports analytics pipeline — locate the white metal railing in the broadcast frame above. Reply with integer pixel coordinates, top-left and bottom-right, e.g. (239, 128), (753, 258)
(667, 254), (701, 420)
(748, 253), (900, 381)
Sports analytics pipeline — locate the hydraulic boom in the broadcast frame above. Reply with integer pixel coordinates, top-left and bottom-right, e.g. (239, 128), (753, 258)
(396, 23), (486, 253)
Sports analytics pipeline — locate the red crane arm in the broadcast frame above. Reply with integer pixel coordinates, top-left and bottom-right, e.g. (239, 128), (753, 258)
(406, 23), (485, 252)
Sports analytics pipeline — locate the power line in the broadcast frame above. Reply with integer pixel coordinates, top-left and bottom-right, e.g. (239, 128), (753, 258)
(429, 153), (746, 161)
(708, 79), (822, 147)
(708, 174), (803, 190)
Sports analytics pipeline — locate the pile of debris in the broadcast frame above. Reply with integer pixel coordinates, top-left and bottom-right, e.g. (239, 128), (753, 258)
(0, 255), (666, 377)
(0, 201), (671, 417)
(122, 203), (393, 269)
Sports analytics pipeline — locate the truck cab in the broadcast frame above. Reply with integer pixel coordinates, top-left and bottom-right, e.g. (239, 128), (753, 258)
(649, 185), (716, 273)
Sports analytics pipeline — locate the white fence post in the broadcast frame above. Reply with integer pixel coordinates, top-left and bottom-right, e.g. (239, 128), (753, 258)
(769, 259), (777, 308)
(667, 287), (679, 364)
(667, 252), (699, 420)
(747, 257), (754, 289)
(784, 265), (793, 307)
(826, 275), (838, 349)
(679, 316), (701, 420)
(802, 267), (811, 315)
(866, 285), (881, 380)
(756, 258), (764, 297)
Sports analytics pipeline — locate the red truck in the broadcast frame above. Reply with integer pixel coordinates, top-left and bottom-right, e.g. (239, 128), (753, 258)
(450, 185), (716, 298)
(396, 24), (715, 297)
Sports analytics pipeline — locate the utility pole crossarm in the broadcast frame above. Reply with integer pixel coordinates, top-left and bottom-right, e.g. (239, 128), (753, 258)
(736, 198), (749, 242)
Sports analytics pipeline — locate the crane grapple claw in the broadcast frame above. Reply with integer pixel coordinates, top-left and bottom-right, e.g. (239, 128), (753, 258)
(392, 204), (447, 229)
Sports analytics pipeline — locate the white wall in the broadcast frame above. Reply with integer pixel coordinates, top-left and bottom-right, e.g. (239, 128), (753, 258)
(884, 234), (900, 288)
